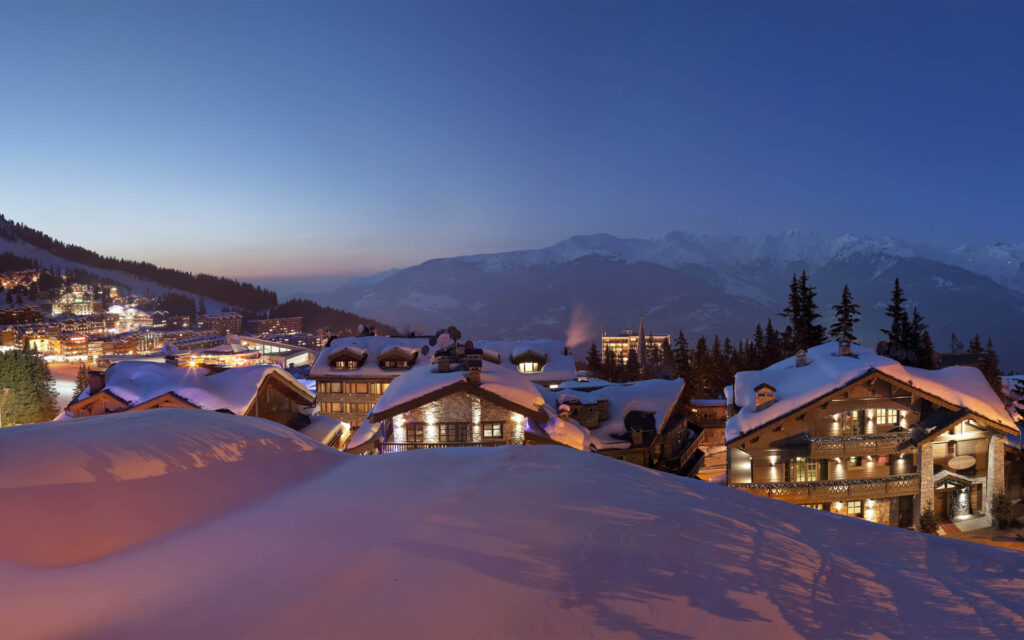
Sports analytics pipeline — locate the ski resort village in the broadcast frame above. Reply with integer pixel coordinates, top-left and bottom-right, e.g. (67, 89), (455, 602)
(3, 226), (1024, 636)
(7, 2), (1024, 637)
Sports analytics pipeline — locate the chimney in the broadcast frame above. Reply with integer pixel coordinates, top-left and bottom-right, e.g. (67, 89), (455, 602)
(436, 355), (450, 373)
(631, 429), (644, 447)
(467, 353), (483, 384)
(88, 370), (105, 395)
(795, 349), (808, 367)
(839, 340), (852, 357)
(558, 403), (571, 420)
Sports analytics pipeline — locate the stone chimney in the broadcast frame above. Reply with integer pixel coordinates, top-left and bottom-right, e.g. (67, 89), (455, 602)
(467, 360), (481, 385)
(795, 349), (808, 367)
(88, 370), (105, 395)
(631, 429), (644, 447)
(839, 339), (852, 357)
(436, 355), (450, 373)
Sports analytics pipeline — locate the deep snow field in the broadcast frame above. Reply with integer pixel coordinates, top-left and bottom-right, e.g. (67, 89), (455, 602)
(1, 409), (1023, 638)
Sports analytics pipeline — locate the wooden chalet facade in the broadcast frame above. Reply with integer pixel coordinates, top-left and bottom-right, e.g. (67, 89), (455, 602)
(726, 343), (1019, 529)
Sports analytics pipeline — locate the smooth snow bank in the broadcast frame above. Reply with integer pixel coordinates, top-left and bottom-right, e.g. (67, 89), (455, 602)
(2, 411), (1024, 638)
(727, 341), (1018, 442)
(0, 410), (339, 567)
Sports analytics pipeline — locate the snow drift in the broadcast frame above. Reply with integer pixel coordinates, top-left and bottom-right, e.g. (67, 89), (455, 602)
(1, 410), (1023, 638)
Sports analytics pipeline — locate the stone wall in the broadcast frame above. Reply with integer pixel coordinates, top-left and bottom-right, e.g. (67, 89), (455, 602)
(394, 391), (525, 444)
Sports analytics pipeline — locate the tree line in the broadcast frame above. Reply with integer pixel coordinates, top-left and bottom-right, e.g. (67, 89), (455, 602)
(0, 215), (278, 310)
(582, 272), (1006, 399)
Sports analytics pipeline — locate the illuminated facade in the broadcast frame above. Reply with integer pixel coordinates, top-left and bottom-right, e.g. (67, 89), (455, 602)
(726, 346), (1018, 529)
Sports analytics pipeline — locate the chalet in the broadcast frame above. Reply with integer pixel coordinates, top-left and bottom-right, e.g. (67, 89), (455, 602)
(309, 334), (577, 427)
(726, 341), (1019, 530)
(688, 397), (728, 479)
(64, 361), (318, 433)
(345, 340), (587, 454)
(540, 377), (700, 474)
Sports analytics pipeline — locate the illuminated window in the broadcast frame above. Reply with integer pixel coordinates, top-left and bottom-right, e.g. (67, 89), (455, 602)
(381, 359), (410, 369)
(848, 456), (863, 468)
(837, 411), (863, 435)
(876, 408), (899, 425)
(518, 361), (540, 373)
(438, 423), (469, 442)
(482, 422), (504, 439)
(847, 500), (863, 518)
(787, 458), (819, 482)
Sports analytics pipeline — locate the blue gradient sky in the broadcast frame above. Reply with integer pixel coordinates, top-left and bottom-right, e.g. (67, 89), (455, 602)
(1, 2), (1022, 279)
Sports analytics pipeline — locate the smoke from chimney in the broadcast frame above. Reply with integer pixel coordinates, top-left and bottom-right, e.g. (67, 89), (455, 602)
(565, 305), (593, 351)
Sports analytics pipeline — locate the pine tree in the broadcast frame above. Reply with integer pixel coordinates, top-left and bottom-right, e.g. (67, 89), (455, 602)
(692, 336), (710, 397)
(781, 271), (826, 350)
(72, 362), (90, 399)
(829, 285), (861, 342)
(980, 339), (1003, 398)
(673, 331), (691, 381)
(882, 279), (910, 357)
(584, 343), (602, 378)
(0, 348), (57, 426)
(968, 334), (984, 356)
(602, 346), (618, 382)
(907, 307), (930, 366)
(918, 330), (936, 369)
(949, 333), (965, 354)
(752, 323), (766, 366)
(624, 346), (640, 382)
(764, 319), (783, 365)
(660, 338), (675, 379)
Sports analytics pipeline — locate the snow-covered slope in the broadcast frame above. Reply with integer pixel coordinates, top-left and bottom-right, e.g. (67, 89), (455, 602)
(2, 410), (1023, 637)
(322, 230), (1024, 367)
(0, 234), (234, 311)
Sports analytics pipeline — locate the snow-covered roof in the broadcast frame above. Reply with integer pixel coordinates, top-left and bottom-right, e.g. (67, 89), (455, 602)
(540, 378), (686, 450)
(299, 415), (348, 445)
(308, 336), (433, 379)
(70, 361), (313, 416)
(4, 410), (1024, 637)
(369, 360), (546, 421)
(309, 336), (577, 383)
(726, 342), (1018, 443)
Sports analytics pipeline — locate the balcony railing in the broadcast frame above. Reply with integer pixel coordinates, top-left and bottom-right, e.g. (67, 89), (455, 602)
(731, 473), (920, 502)
(809, 432), (913, 457)
(377, 441), (507, 454)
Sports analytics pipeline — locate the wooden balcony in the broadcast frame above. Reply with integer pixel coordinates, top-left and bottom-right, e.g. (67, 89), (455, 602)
(378, 441), (506, 454)
(731, 473), (920, 502)
(809, 432), (913, 458)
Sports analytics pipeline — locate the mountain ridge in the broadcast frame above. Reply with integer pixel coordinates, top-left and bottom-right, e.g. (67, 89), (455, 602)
(319, 230), (1024, 367)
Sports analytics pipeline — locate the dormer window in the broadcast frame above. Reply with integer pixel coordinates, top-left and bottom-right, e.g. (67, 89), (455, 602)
(378, 347), (419, 370)
(511, 347), (547, 374)
(328, 346), (368, 370)
(518, 361), (540, 373)
(754, 384), (776, 410)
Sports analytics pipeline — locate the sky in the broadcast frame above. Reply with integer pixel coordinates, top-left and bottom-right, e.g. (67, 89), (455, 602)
(1, 2), (1022, 280)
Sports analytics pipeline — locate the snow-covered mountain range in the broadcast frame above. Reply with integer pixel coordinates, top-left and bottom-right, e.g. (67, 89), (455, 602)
(320, 231), (1024, 367)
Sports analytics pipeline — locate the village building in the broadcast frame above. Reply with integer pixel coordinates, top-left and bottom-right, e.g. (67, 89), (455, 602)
(195, 312), (243, 335)
(725, 341), (1019, 530)
(601, 319), (670, 366)
(345, 340), (588, 454)
(309, 334), (577, 427)
(248, 316), (303, 337)
(540, 376), (701, 473)
(63, 361), (327, 440)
